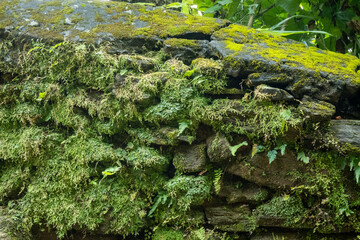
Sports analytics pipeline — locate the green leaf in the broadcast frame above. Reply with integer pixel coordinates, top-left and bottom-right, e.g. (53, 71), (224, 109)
(279, 144), (287, 156)
(355, 166), (360, 183)
(276, 0), (302, 14)
(297, 151), (309, 164)
(165, 2), (183, 8)
(102, 166), (120, 176)
(259, 29), (332, 37)
(39, 92), (46, 99)
(178, 120), (192, 136)
(183, 69), (196, 78)
(217, 0), (232, 5)
(280, 109), (292, 120)
(229, 141), (248, 156)
(204, 4), (223, 14)
(267, 150), (278, 164)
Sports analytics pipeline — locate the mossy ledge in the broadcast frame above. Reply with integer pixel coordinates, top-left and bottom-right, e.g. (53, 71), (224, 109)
(1, 1), (360, 240)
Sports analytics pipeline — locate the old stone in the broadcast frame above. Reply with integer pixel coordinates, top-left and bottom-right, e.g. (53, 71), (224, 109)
(298, 96), (336, 122)
(254, 84), (294, 102)
(330, 120), (360, 148)
(205, 204), (252, 232)
(173, 144), (207, 173)
(206, 133), (232, 163)
(164, 39), (214, 65)
(227, 150), (307, 189)
(218, 180), (269, 204)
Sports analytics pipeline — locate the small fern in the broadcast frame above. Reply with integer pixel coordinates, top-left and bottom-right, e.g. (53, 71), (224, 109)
(213, 168), (222, 194)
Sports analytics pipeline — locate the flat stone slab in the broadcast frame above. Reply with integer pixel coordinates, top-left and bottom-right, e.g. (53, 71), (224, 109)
(0, 0), (227, 50)
(330, 120), (360, 148)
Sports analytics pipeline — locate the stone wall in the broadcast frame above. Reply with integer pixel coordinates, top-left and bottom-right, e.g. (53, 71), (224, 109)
(1, 1), (360, 239)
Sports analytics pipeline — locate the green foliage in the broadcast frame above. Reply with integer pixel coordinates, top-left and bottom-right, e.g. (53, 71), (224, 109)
(213, 168), (223, 194)
(229, 141), (248, 156)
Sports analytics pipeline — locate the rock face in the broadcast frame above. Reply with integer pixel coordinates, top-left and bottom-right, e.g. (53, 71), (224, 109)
(1, 1), (360, 240)
(227, 151), (307, 189)
(173, 144), (207, 173)
(330, 120), (360, 148)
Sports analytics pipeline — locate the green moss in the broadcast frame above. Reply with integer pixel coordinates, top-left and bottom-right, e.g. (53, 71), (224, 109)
(255, 195), (306, 227)
(164, 38), (201, 49)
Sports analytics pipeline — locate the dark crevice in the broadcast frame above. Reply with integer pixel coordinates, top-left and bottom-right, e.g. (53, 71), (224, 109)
(172, 32), (212, 41)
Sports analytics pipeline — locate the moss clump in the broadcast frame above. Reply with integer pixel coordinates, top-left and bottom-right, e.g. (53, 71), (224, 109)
(191, 58), (224, 77)
(255, 195), (307, 227)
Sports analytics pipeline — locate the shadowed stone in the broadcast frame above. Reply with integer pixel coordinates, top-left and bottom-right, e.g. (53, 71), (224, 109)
(330, 120), (360, 148)
(173, 144), (207, 173)
(227, 151), (307, 189)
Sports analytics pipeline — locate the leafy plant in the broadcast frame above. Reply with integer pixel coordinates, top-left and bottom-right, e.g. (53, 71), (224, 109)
(229, 141), (248, 156)
(213, 168), (223, 194)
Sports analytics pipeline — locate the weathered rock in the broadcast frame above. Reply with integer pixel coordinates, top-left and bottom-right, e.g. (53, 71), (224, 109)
(206, 133), (232, 163)
(248, 72), (294, 87)
(298, 96), (336, 122)
(227, 150), (307, 189)
(254, 84), (294, 102)
(0, 0), (227, 52)
(210, 24), (360, 102)
(218, 180), (269, 204)
(164, 39), (214, 64)
(330, 120), (360, 148)
(173, 144), (207, 173)
(205, 204), (252, 232)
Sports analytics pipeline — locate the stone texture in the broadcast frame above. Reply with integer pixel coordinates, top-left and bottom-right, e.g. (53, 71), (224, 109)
(298, 96), (336, 122)
(330, 120), (360, 148)
(210, 24), (360, 104)
(206, 133), (232, 163)
(227, 151), (307, 189)
(164, 39), (214, 65)
(218, 180), (269, 204)
(173, 144), (207, 173)
(254, 84), (294, 102)
(205, 204), (252, 232)
(0, 0), (228, 52)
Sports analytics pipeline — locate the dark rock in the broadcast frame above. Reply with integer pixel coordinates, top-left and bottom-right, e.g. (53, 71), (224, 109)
(254, 84), (294, 102)
(298, 96), (336, 122)
(173, 144), (207, 173)
(248, 72), (294, 88)
(163, 39), (214, 65)
(227, 150), (307, 189)
(330, 120), (360, 148)
(205, 204), (252, 232)
(218, 180), (269, 204)
(206, 133), (232, 163)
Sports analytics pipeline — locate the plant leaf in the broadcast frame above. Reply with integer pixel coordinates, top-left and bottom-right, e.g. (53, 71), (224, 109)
(279, 144), (287, 156)
(178, 120), (191, 136)
(102, 166), (120, 176)
(229, 141), (248, 156)
(297, 151), (309, 164)
(267, 150), (278, 164)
